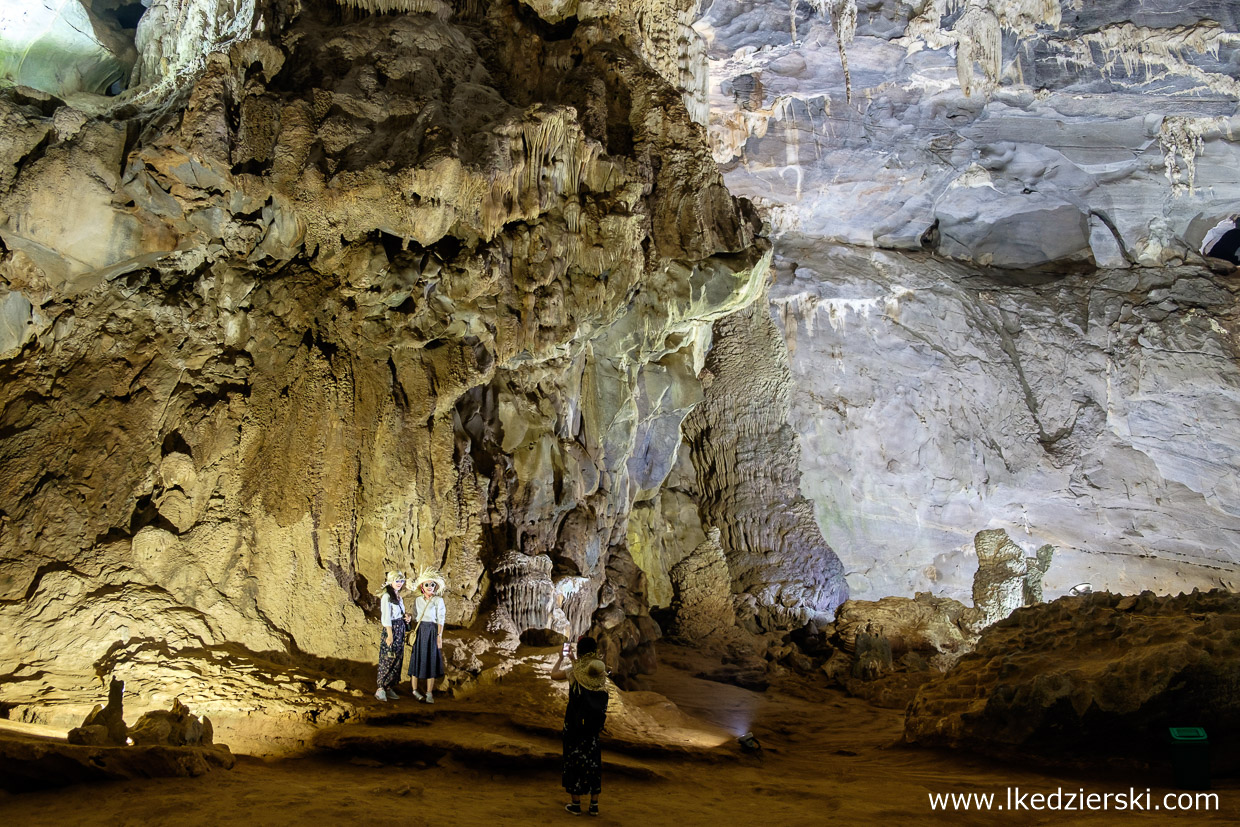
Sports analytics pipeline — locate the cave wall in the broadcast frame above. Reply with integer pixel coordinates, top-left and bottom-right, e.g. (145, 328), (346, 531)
(700, 0), (1240, 269)
(695, 1), (1240, 602)
(770, 242), (1240, 603)
(0, 0), (790, 706)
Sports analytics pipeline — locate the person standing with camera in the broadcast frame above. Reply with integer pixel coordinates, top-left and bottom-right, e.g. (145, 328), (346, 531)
(551, 635), (609, 816)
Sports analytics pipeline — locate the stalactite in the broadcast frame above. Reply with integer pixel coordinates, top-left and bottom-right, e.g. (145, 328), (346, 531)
(900, 0), (1065, 98)
(955, 3), (1001, 97)
(333, 0), (451, 16)
(493, 551), (555, 632)
(1159, 116), (1216, 197)
(1054, 22), (1240, 100)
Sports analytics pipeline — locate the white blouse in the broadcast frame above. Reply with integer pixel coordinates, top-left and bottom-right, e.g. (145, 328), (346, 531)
(414, 594), (445, 625)
(380, 591), (406, 627)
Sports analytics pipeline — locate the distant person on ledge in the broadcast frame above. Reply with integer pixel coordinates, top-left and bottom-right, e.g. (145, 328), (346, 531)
(407, 568), (447, 703)
(551, 635), (610, 816)
(375, 571), (408, 702)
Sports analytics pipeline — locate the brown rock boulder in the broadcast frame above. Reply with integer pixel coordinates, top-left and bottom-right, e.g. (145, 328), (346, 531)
(904, 590), (1240, 769)
(833, 593), (982, 667)
(128, 698), (214, 747)
(67, 677), (128, 746)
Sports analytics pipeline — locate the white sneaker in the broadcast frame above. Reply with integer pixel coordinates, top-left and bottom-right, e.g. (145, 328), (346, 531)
(387, 688), (400, 699)
(412, 689), (425, 701)
(425, 692), (434, 704)
(375, 689), (388, 702)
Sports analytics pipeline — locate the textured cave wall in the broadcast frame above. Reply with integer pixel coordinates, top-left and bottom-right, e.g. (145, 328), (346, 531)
(699, 0), (1240, 269)
(0, 0), (777, 710)
(771, 241), (1240, 603)
(521, 0), (711, 125)
(681, 294), (848, 629)
(689, 0), (1240, 606)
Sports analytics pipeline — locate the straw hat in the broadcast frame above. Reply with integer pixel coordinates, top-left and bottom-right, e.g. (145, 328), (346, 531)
(413, 567), (446, 595)
(571, 657), (607, 692)
(377, 570), (407, 595)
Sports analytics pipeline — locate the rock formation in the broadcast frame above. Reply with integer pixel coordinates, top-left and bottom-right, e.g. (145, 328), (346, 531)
(67, 676), (129, 746)
(11, 678), (232, 790)
(971, 528), (1053, 627)
(698, 1), (1240, 603)
(667, 526), (736, 640)
(128, 697), (215, 747)
(682, 296), (849, 630)
(904, 589), (1240, 769)
(0, 0), (852, 727)
(831, 593), (981, 666)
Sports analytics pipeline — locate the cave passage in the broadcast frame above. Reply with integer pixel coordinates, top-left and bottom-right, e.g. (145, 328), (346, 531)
(1207, 226), (1240, 264)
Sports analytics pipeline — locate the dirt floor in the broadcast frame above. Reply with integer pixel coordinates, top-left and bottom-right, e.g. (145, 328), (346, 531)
(2, 645), (1236, 826)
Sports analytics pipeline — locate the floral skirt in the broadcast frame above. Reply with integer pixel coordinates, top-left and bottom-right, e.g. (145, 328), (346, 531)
(376, 618), (407, 690)
(562, 727), (602, 795)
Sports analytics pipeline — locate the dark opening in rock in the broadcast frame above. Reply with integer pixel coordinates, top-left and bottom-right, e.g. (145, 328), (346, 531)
(1207, 226), (1240, 264)
(108, 2), (147, 30)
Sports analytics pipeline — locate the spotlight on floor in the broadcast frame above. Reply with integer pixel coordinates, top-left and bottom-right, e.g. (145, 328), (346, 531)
(737, 732), (761, 753)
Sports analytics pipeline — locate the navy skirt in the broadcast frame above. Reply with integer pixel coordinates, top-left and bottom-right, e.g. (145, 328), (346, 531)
(407, 620), (444, 679)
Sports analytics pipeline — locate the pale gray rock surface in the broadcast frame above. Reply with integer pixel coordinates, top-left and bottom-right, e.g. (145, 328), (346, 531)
(771, 240), (1240, 603)
(699, 0), (1240, 269)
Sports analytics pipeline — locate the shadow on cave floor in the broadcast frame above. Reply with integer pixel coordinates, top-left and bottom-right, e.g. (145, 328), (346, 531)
(2, 644), (1238, 825)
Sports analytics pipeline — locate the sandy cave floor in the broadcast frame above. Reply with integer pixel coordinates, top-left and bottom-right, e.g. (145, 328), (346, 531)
(2, 645), (1237, 826)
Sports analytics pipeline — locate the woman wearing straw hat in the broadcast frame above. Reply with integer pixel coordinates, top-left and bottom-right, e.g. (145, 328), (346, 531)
(551, 635), (609, 816)
(406, 568), (447, 703)
(375, 571), (409, 702)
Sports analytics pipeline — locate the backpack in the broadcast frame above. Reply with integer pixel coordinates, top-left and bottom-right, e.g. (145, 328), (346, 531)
(566, 681), (609, 735)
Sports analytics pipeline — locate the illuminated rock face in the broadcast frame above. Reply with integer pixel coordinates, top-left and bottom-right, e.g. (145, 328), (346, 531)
(695, 1), (1240, 602)
(0, 2), (138, 97)
(772, 243), (1240, 602)
(699, 0), (1240, 268)
(0, 1), (798, 709)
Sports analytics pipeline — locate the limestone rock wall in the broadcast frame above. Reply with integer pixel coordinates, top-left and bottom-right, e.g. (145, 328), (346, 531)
(692, 0), (1240, 609)
(0, 0), (774, 709)
(771, 241), (1240, 602)
(699, 0), (1240, 269)
(682, 295), (849, 629)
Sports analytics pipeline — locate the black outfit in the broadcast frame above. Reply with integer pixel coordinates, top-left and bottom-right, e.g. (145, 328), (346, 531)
(408, 620), (444, 679)
(562, 672), (608, 796)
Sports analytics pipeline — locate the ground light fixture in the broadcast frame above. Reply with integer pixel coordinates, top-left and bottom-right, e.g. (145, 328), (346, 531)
(737, 732), (761, 753)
